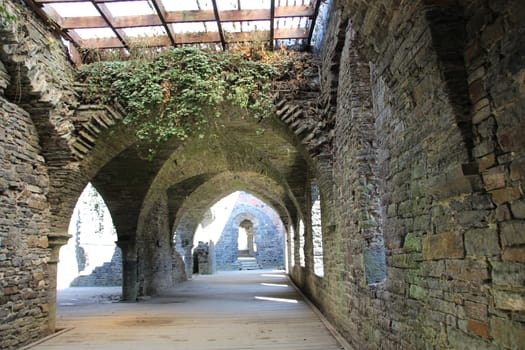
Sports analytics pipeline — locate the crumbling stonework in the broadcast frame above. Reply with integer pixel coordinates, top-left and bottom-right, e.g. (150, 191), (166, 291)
(216, 201), (285, 270)
(0, 0), (524, 349)
(0, 61), (51, 348)
(289, 1), (525, 349)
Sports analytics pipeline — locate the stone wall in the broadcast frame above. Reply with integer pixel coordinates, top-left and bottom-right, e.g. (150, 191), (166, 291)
(289, 1), (525, 349)
(70, 247), (122, 287)
(1, 0), (524, 349)
(215, 199), (285, 270)
(58, 183), (121, 288)
(0, 56), (51, 348)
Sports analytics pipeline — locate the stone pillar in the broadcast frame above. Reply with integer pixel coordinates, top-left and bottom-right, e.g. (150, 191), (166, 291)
(247, 231), (255, 256)
(184, 245), (193, 279)
(116, 239), (139, 301)
(47, 234), (71, 334)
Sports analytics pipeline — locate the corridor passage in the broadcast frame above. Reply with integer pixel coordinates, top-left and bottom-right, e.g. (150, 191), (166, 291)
(29, 271), (347, 350)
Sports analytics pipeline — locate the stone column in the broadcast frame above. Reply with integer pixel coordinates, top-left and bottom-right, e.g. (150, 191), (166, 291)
(247, 231), (255, 256)
(116, 239), (139, 301)
(47, 234), (71, 334)
(184, 245), (193, 279)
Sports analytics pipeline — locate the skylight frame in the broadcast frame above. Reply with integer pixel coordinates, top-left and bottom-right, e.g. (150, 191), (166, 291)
(29, 0), (321, 54)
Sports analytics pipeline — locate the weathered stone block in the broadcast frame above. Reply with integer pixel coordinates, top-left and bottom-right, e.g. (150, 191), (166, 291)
(469, 78), (486, 103)
(409, 284), (427, 300)
(446, 258), (489, 282)
(491, 261), (525, 287)
(457, 210), (491, 228)
(471, 194), (495, 210)
(472, 104), (492, 124)
(448, 327), (497, 350)
(482, 165), (506, 191)
(422, 232), (464, 260)
(464, 300), (488, 321)
(490, 187), (522, 205)
(495, 204), (512, 221)
(510, 157), (525, 181)
(403, 232), (422, 252)
(502, 247), (525, 263)
(500, 220), (525, 247)
(473, 140), (495, 158)
(464, 227), (500, 257)
(427, 164), (482, 198)
(510, 200), (525, 219)
(479, 153), (496, 171)
(493, 290), (525, 312)
(467, 319), (490, 338)
(27, 236), (48, 249)
(391, 253), (420, 269)
(420, 260), (445, 278)
(492, 314), (525, 350)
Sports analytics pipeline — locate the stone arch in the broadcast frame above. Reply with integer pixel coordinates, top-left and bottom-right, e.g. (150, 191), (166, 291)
(216, 202), (285, 270)
(60, 183), (121, 289)
(170, 173), (292, 279)
(233, 212), (259, 260)
(237, 219), (256, 257)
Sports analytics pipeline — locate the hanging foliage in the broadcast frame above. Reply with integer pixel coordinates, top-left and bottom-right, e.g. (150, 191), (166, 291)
(77, 47), (285, 146)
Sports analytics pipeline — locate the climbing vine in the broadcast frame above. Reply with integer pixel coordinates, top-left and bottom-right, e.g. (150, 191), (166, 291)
(78, 47), (291, 147)
(0, 0), (17, 24)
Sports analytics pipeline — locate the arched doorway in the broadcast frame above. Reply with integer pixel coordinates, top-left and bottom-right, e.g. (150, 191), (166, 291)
(238, 219), (255, 257)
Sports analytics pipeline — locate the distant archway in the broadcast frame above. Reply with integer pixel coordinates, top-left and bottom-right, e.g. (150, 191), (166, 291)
(58, 183), (121, 289)
(238, 219), (255, 257)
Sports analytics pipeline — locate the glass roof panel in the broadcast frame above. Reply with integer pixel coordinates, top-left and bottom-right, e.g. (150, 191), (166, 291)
(216, 0), (238, 11)
(239, 0), (270, 10)
(74, 28), (117, 39)
(27, 0), (320, 54)
(277, 0), (313, 5)
(105, 1), (156, 17)
(45, 2), (99, 18)
(222, 21), (271, 33)
(121, 26), (167, 37)
(275, 17), (307, 29)
(160, 0), (213, 11)
(171, 22), (218, 34)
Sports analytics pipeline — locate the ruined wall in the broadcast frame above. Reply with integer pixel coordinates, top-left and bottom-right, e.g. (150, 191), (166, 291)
(0, 0), (136, 340)
(0, 60), (51, 348)
(290, 1), (525, 349)
(58, 184), (122, 288)
(216, 202), (285, 270)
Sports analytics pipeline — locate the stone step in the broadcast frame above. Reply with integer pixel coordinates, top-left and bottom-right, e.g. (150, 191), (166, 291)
(237, 258), (261, 270)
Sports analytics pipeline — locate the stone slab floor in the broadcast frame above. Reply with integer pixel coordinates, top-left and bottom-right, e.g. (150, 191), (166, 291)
(28, 270), (347, 350)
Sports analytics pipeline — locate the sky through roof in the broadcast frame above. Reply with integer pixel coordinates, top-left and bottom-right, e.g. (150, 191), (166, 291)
(27, 0), (321, 53)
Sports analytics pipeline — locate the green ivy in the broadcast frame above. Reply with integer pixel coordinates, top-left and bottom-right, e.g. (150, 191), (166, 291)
(78, 47), (281, 147)
(0, 0), (17, 24)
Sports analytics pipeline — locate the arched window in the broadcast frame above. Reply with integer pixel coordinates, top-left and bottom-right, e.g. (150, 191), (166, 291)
(299, 219), (305, 267)
(59, 183), (119, 288)
(311, 183), (324, 277)
(238, 219), (255, 257)
(289, 225), (295, 267)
